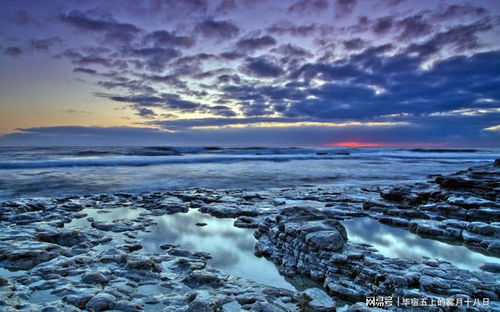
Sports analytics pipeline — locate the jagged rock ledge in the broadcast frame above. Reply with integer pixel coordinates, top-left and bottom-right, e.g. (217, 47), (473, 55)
(363, 160), (500, 255)
(254, 206), (499, 311)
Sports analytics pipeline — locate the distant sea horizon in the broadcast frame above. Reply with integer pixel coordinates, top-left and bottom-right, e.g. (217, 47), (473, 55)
(0, 145), (497, 200)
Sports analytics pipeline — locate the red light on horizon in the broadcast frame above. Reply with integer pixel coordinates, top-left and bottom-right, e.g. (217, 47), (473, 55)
(327, 141), (446, 147)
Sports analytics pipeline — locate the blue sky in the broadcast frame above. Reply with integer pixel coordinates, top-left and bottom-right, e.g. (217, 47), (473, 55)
(0, 0), (499, 146)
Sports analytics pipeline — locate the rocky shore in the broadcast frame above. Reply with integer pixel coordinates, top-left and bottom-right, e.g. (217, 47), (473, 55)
(0, 160), (498, 311)
(367, 160), (499, 256)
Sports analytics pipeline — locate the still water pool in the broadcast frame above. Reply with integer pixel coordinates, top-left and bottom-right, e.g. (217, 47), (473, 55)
(342, 217), (500, 271)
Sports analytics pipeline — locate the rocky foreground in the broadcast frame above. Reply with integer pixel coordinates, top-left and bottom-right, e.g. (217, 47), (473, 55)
(0, 160), (498, 311)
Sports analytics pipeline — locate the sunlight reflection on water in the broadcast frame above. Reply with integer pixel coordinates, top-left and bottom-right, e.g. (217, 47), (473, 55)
(342, 217), (500, 271)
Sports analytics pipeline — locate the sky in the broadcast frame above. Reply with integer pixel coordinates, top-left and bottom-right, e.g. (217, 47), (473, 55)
(0, 0), (499, 146)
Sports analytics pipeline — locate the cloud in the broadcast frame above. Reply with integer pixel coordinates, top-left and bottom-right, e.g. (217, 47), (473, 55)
(236, 35), (277, 52)
(241, 57), (284, 78)
(125, 47), (181, 71)
(396, 15), (432, 41)
(136, 107), (157, 118)
(60, 10), (141, 43)
(73, 67), (98, 75)
(434, 4), (487, 20)
(343, 38), (366, 50)
(29, 37), (62, 51)
(194, 19), (239, 40)
(4, 47), (23, 57)
(2, 116), (497, 146)
(335, 0), (357, 18)
(406, 20), (493, 58)
(143, 30), (195, 48)
(267, 22), (317, 37)
(288, 0), (329, 13)
(372, 16), (393, 35)
(216, 0), (237, 14)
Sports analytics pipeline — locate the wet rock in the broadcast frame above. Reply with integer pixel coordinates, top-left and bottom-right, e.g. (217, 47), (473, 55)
(199, 205), (259, 218)
(0, 242), (63, 270)
(63, 292), (95, 309)
(234, 216), (260, 228)
(374, 160), (500, 253)
(185, 290), (222, 312)
(255, 205), (499, 308)
(295, 288), (336, 312)
(183, 269), (225, 287)
(91, 219), (145, 232)
(81, 272), (109, 285)
(84, 293), (117, 311)
(35, 228), (91, 247)
(125, 256), (162, 272)
(480, 262), (500, 273)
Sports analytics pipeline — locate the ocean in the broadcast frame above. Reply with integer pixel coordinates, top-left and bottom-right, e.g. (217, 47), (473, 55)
(0, 146), (497, 200)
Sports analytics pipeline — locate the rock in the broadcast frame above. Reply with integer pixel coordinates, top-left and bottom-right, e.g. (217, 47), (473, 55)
(125, 256), (162, 272)
(63, 292), (95, 309)
(295, 288), (336, 312)
(234, 216), (259, 228)
(305, 230), (345, 251)
(185, 290), (221, 312)
(480, 262), (500, 273)
(114, 300), (144, 312)
(183, 269), (225, 287)
(81, 272), (108, 285)
(0, 277), (8, 286)
(195, 222), (207, 226)
(446, 196), (494, 208)
(0, 242), (63, 270)
(84, 293), (117, 311)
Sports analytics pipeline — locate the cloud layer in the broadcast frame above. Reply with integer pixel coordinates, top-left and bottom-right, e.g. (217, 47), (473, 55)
(0, 0), (499, 145)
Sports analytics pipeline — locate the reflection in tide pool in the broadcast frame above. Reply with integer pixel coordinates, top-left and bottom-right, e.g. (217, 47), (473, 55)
(139, 210), (295, 290)
(342, 217), (500, 271)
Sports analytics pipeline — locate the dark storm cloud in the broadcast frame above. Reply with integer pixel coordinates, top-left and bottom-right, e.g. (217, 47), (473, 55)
(143, 30), (195, 48)
(240, 57), (284, 78)
(4, 46), (23, 57)
(194, 19), (239, 40)
(236, 35), (277, 52)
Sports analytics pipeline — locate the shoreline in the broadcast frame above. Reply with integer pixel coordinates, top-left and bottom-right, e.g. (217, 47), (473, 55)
(0, 160), (498, 311)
